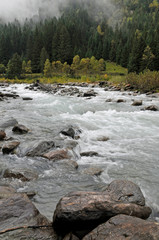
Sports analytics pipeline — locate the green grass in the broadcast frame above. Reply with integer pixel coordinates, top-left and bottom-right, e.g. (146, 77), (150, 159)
(106, 62), (128, 75)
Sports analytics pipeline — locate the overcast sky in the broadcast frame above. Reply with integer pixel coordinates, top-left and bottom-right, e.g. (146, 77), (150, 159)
(0, 0), (115, 23)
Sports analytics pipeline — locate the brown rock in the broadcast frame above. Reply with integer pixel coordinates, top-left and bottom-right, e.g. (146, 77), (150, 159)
(83, 214), (159, 240)
(3, 168), (38, 182)
(12, 124), (29, 134)
(0, 130), (6, 140)
(0, 193), (57, 240)
(132, 100), (143, 106)
(83, 167), (103, 176)
(43, 149), (70, 161)
(0, 185), (16, 199)
(116, 99), (126, 103)
(53, 191), (151, 236)
(105, 180), (145, 206)
(144, 105), (158, 111)
(63, 233), (80, 240)
(2, 141), (20, 154)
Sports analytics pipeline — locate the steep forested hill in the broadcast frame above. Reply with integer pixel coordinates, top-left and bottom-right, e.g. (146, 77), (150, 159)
(0, 0), (158, 73)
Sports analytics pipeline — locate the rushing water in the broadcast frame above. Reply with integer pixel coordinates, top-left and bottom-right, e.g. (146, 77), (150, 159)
(0, 84), (159, 221)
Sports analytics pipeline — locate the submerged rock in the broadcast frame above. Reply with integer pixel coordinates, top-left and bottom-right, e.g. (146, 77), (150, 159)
(0, 185), (16, 199)
(80, 151), (99, 157)
(26, 141), (55, 157)
(53, 180), (151, 237)
(0, 118), (18, 129)
(22, 97), (33, 100)
(83, 214), (159, 240)
(2, 141), (20, 154)
(12, 124), (29, 134)
(43, 149), (70, 161)
(83, 167), (103, 176)
(0, 130), (6, 140)
(116, 99), (126, 103)
(3, 168), (38, 182)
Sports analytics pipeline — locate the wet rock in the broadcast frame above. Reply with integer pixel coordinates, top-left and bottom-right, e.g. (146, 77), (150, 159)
(22, 97), (33, 100)
(0, 118), (18, 129)
(97, 136), (109, 142)
(83, 214), (159, 240)
(62, 160), (78, 170)
(83, 167), (103, 176)
(3, 168), (38, 182)
(0, 130), (6, 140)
(2, 141), (20, 154)
(0, 193), (57, 240)
(43, 149), (70, 161)
(105, 98), (112, 102)
(61, 128), (76, 139)
(143, 105), (158, 111)
(80, 151), (99, 157)
(53, 181), (151, 236)
(0, 185), (16, 199)
(83, 90), (97, 97)
(105, 180), (145, 206)
(12, 124), (29, 134)
(26, 141), (55, 157)
(116, 99), (126, 103)
(132, 100), (143, 106)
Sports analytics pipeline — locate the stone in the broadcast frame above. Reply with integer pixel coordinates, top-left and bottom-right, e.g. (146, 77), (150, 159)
(53, 186), (151, 236)
(26, 141), (55, 157)
(0, 118), (18, 129)
(144, 105), (158, 111)
(80, 151), (99, 157)
(105, 98), (112, 102)
(2, 141), (20, 154)
(61, 128), (75, 139)
(12, 124), (29, 134)
(97, 136), (109, 142)
(132, 100), (143, 106)
(104, 180), (145, 206)
(0, 130), (6, 140)
(43, 149), (70, 161)
(63, 233), (80, 240)
(116, 99), (126, 103)
(0, 185), (16, 199)
(83, 214), (159, 240)
(83, 167), (103, 176)
(22, 97), (33, 100)
(0, 193), (57, 240)
(83, 90), (97, 97)
(3, 168), (38, 182)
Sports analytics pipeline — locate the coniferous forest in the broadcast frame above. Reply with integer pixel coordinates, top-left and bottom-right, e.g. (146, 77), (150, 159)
(0, 0), (159, 76)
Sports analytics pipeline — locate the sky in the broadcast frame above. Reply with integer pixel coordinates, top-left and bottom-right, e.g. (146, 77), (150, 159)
(0, 0), (115, 23)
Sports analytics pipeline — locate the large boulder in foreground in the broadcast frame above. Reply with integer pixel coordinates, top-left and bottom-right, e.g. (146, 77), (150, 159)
(83, 214), (159, 240)
(53, 180), (151, 236)
(0, 193), (57, 240)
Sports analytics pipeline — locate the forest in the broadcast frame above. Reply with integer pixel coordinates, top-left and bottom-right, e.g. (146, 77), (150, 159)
(0, 0), (158, 78)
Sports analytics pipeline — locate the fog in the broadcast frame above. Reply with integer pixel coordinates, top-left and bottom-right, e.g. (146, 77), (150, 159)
(0, 0), (115, 23)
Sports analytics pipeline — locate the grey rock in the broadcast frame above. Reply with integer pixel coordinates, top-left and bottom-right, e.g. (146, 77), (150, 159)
(12, 124), (29, 134)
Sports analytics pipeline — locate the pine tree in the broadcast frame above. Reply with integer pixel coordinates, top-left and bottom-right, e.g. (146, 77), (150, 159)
(6, 53), (22, 79)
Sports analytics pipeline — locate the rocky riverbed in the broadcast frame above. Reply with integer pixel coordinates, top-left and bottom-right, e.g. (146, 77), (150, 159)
(0, 82), (159, 239)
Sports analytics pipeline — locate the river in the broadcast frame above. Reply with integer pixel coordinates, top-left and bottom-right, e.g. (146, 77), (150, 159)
(0, 83), (159, 221)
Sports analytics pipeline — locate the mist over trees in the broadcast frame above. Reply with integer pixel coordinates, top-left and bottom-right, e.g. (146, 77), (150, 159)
(0, 0), (159, 76)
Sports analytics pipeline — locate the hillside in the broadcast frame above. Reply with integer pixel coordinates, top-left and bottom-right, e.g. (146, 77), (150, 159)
(0, 0), (158, 75)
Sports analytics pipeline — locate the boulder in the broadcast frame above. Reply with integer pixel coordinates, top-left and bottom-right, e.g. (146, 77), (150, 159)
(83, 167), (103, 176)
(116, 99), (126, 103)
(80, 151), (99, 157)
(83, 214), (159, 240)
(53, 182), (151, 236)
(2, 141), (20, 154)
(132, 100), (143, 106)
(104, 180), (145, 206)
(143, 105), (158, 111)
(0, 185), (16, 199)
(43, 149), (70, 161)
(61, 128), (75, 139)
(83, 90), (97, 97)
(0, 130), (6, 140)
(3, 168), (38, 182)
(0, 193), (57, 240)
(97, 136), (109, 142)
(12, 124), (29, 134)
(0, 118), (18, 129)
(26, 141), (55, 157)
(63, 233), (80, 240)
(105, 98), (112, 102)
